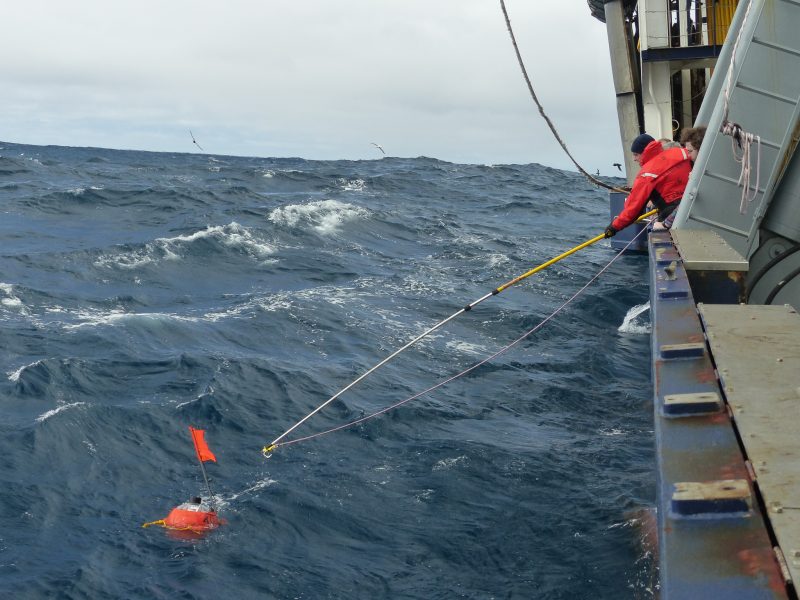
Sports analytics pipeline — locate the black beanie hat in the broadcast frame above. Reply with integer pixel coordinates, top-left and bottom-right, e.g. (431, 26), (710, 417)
(630, 133), (655, 154)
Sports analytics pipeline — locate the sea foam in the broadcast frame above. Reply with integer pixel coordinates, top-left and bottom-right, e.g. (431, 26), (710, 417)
(0, 283), (28, 313)
(618, 302), (651, 334)
(7, 359), (44, 382)
(35, 402), (86, 423)
(268, 199), (367, 234)
(95, 222), (275, 269)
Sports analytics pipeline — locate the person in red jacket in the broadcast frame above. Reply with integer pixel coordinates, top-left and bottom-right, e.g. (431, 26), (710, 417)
(604, 133), (692, 237)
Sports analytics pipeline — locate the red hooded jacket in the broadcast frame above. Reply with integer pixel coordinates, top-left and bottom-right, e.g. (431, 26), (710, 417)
(612, 140), (691, 230)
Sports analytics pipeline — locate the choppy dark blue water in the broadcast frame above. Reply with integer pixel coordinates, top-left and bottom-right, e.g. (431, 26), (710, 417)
(0, 141), (654, 599)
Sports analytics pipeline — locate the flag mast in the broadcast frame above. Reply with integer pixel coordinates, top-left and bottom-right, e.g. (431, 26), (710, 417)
(189, 426), (215, 503)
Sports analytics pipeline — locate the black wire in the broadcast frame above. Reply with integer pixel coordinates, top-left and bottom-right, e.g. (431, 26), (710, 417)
(745, 243), (800, 302)
(764, 265), (800, 305)
(499, 0), (627, 193)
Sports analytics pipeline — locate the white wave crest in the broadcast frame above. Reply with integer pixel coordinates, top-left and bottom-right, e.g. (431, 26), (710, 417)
(202, 282), (360, 322)
(36, 402), (86, 423)
(337, 178), (366, 192)
(487, 253), (510, 267)
(445, 341), (487, 356)
(432, 456), (469, 471)
(414, 489), (435, 503)
(66, 186), (101, 196)
(7, 359), (44, 382)
(618, 302), (651, 334)
(0, 283), (28, 313)
(62, 308), (201, 330)
(226, 478), (278, 503)
(268, 199), (367, 234)
(49, 284), (363, 330)
(95, 222), (275, 269)
(599, 427), (626, 436)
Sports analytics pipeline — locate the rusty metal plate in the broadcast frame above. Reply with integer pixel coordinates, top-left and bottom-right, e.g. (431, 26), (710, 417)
(671, 479), (752, 517)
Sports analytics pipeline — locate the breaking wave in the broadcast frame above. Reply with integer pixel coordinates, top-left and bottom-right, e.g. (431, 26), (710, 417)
(618, 301), (651, 334)
(268, 199), (368, 234)
(94, 222), (275, 269)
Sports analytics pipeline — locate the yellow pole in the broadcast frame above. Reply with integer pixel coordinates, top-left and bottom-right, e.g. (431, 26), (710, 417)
(496, 209), (657, 293)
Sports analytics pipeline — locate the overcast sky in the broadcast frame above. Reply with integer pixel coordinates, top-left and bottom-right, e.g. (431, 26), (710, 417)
(2, 1), (624, 172)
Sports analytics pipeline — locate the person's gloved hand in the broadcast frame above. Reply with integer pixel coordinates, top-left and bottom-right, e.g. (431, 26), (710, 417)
(651, 220), (666, 231)
(604, 223), (618, 238)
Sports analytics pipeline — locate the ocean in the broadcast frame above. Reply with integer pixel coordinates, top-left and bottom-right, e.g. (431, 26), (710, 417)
(0, 141), (654, 599)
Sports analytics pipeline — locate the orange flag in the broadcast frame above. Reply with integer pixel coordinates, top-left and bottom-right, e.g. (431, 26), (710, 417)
(189, 426), (217, 463)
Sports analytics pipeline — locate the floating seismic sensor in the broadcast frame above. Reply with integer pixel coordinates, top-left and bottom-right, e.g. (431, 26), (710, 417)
(160, 496), (221, 532)
(143, 426), (223, 535)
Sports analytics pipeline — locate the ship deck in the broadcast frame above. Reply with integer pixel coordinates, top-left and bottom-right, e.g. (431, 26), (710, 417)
(699, 303), (800, 586)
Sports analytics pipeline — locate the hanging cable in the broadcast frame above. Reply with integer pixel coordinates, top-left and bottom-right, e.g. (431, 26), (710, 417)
(764, 265), (800, 305)
(262, 210), (656, 455)
(500, 0), (628, 194)
(744, 243), (800, 302)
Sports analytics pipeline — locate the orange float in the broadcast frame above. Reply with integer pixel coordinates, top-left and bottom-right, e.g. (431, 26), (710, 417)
(143, 426), (224, 535)
(163, 497), (221, 531)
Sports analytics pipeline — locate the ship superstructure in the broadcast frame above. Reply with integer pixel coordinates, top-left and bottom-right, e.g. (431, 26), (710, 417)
(589, 1), (800, 597)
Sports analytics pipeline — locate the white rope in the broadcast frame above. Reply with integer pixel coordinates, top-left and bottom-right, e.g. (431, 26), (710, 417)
(721, 122), (761, 213)
(720, 0), (762, 214)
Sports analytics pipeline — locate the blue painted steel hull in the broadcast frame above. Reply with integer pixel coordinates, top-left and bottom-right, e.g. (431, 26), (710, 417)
(648, 231), (787, 598)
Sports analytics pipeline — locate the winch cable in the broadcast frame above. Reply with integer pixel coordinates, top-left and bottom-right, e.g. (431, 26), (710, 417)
(263, 211), (656, 455)
(500, 0), (628, 194)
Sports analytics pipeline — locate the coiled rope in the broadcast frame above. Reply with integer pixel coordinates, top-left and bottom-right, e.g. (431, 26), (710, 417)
(262, 213), (655, 455)
(499, 0), (628, 194)
(720, 0), (762, 214)
(721, 121), (761, 214)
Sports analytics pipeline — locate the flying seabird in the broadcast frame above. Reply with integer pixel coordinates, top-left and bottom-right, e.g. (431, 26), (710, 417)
(613, 162), (622, 171)
(371, 142), (385, 155)
(190, 130), (205, 152)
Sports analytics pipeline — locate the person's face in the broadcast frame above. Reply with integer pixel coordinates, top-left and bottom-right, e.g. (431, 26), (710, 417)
(685, 142), (698, 162)
(632, 152), (644, 166)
